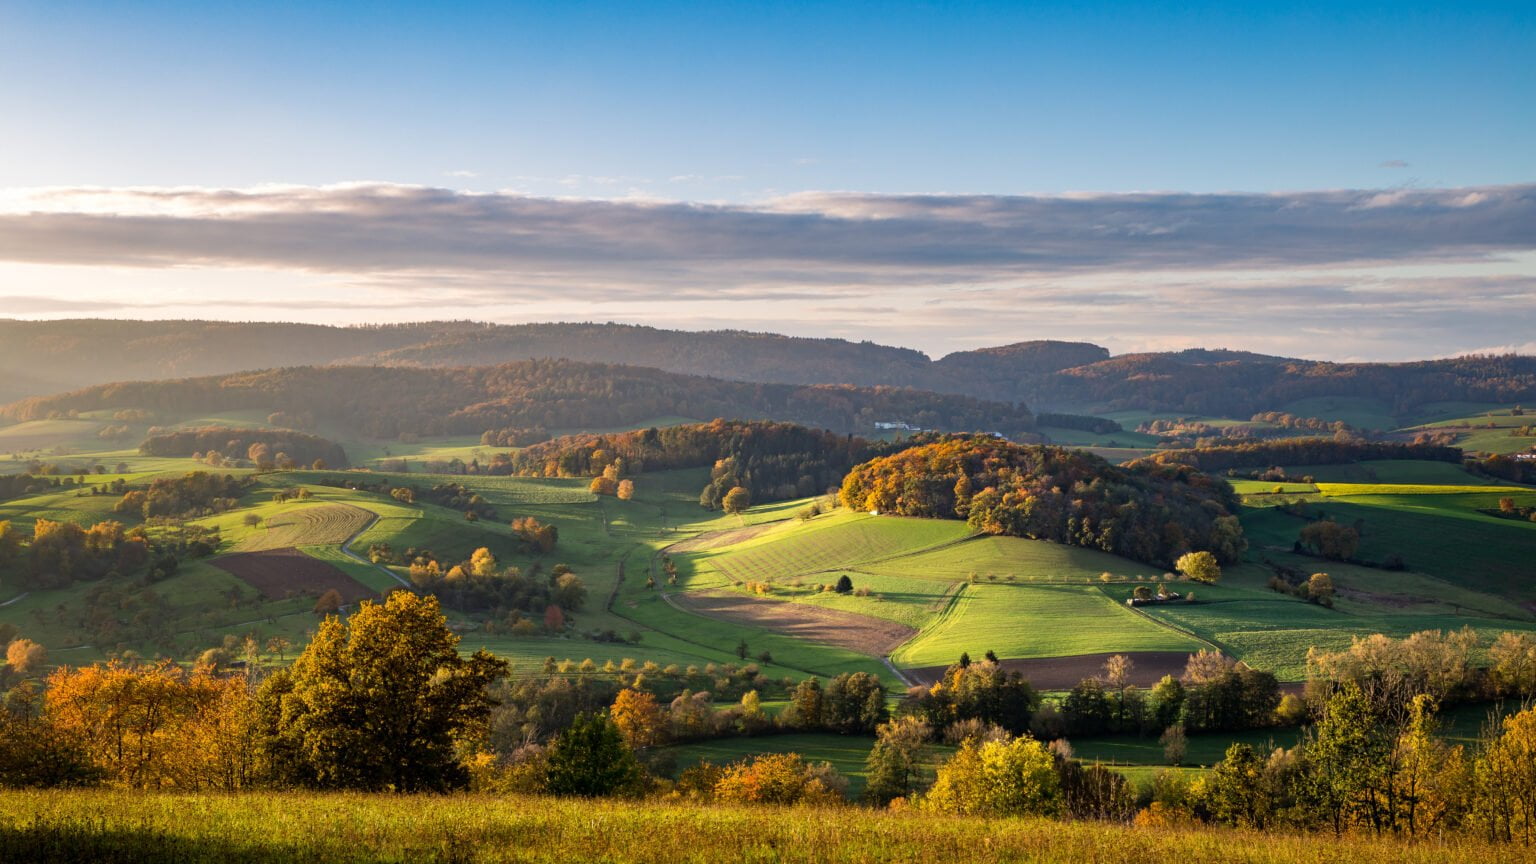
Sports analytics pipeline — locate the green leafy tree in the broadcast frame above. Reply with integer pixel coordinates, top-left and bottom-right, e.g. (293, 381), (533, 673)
(783, 677), (825, 729)
(822, 671), (887, 733)
(1205, 743), (1272, 828)
(863, 716), (931, 806)
(1148, 675), (1186, 730)
(262, 592), (507, 791)
(544, 711), (641, 797)
(1306, 683), (1394, 835)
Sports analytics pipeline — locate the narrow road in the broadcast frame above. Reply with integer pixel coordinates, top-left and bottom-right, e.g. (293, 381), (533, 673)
(0, 591), (29, 608)
(338, 513), (412, 588)
(882, 657), (914, 688)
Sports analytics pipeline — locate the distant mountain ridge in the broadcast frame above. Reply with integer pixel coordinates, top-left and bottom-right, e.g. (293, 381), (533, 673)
(1, 319), (1532, 420)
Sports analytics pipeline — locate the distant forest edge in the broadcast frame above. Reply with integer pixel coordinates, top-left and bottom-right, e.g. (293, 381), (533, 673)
(139, 427), (350, 469)
(0, 359), (1035, 439)
(2, 320), (1534, 418)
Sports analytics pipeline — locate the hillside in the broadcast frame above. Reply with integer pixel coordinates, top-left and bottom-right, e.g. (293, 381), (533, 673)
(0, 359), (1035, 439)
(1035, 353), (1536, 419)
(4, 320), (1534, 423)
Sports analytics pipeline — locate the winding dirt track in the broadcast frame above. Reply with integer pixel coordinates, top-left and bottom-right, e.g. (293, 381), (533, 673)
(669, 589), (916, 656)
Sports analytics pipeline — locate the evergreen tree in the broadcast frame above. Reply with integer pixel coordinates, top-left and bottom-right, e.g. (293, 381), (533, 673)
(544, 711), (641, 797)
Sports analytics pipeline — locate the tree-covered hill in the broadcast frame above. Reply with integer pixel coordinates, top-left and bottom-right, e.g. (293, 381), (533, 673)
(839, 436), (1245, 568)
(2, 319), (1534, 419)
(0, 359), (1036, 439)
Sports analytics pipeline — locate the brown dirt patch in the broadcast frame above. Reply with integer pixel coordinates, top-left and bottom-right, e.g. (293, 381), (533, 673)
(664, 522), (783, 554)
(906, 650), (1202, 690)
(213, 547), (375, 604)
(669, 589), (916, 655)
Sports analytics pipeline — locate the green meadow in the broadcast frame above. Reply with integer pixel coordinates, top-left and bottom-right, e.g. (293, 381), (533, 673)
(4, 407), (1536, 707)
(892, 583), (1206, 668)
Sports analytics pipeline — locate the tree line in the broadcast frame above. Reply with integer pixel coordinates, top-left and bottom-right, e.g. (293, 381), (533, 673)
(139, 426), (348, 469)
(114, 471), (252, 521)
(4, 594), (1536, 844)
(1129, 439), (1463, 474)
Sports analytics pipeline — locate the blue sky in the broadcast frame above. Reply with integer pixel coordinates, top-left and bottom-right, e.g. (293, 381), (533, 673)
(0, 1), (1532, 359)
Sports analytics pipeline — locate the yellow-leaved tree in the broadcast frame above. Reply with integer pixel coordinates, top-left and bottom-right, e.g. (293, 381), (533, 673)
(924, 735), (1061, 817)
(610, 688), (667, 750)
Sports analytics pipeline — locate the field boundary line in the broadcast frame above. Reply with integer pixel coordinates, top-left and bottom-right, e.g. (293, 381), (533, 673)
(845, 530), (986, 571)
(888, 581), (968, 666)
(1098, 584), (1228, 655)
(604, 547), (635, 613)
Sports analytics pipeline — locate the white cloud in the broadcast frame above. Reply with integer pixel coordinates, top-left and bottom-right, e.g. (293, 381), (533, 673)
(0, 182), (1531, 361)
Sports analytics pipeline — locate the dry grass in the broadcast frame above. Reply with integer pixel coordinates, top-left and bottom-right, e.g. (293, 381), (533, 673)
(0, 789), (1511, 864)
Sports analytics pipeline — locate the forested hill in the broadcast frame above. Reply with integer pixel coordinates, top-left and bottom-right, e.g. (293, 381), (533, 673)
(839, 436), (1245, 568)
(1030, 352), (1536, 418)
(2, 319), (1533, 420)
(0, 359), (1035, 439)
(0, 319), (1094, 402)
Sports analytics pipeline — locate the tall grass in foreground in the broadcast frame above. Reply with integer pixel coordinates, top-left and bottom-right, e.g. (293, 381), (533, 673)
(0, 790), (1508, 864)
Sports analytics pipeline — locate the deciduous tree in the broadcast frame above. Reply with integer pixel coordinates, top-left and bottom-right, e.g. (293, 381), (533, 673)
(1176, 551), (1221, 584)
(262, 592), (507, 791)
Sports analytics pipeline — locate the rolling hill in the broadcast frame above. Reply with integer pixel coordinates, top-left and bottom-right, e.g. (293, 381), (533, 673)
(4, 320), (1534, 423)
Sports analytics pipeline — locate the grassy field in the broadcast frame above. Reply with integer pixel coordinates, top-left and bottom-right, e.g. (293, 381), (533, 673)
(1037, 424), (1161, 448)
(1228, 479), (1319, 495)
(677, 511), (972, 590)
(892, 583), (1207, 669)
(862, 534), (1172, 583)
(1142, 487), (1536, 680)
(1279, 396), (1399, 430)
(1399, 404), (1535, 456)
(0, 789), (1509, 864)
(7, 406), (1536, 705)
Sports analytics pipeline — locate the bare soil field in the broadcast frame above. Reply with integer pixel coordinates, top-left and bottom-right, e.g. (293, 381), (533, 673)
(906, 650), (1198, 690)
(236, 503), (374, 552)
(213, 547), (375, 603)
(670, 589), (916, 655)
